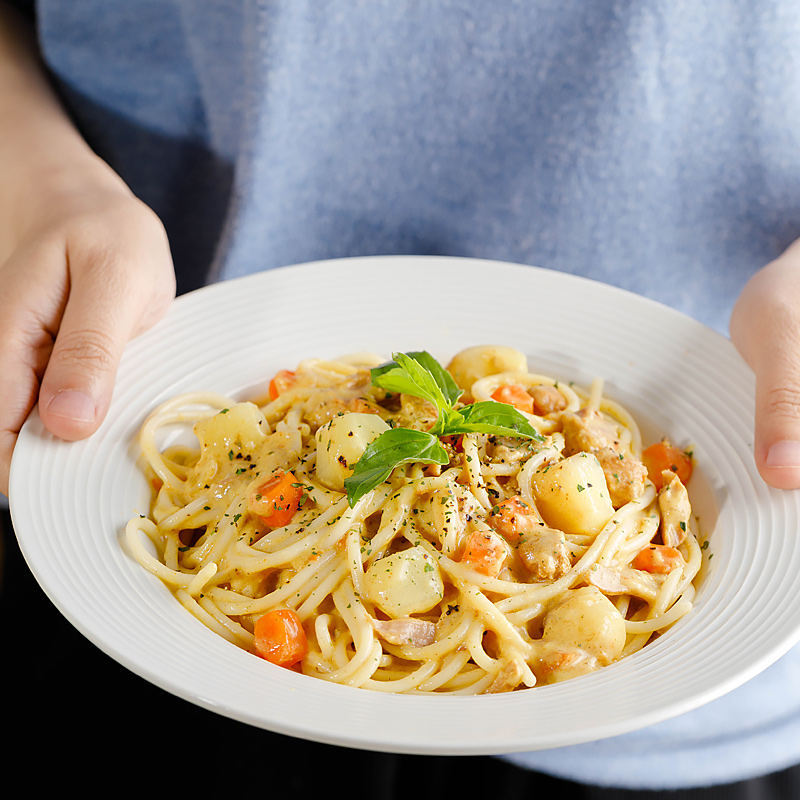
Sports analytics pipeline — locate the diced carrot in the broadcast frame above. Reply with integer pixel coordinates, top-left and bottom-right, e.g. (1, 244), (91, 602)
(632, 544), (684, 574)
(460, 529), (508, 577)
(487, 496), (536, 544)
(491, 384), (534, 415)
(268, 369), (297, 401)
(248, 469), (304, 527)
(253, 608), (308, 667)
(641, 439), (693, 490)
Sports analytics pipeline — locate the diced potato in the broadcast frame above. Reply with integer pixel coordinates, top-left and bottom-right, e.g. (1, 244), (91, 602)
(364, 546), (445, 618)
(446, 345), (528, 395)
(186, 403), (274, 490)
(193, 402), (269, 458)
(542, 586), (626, 666)
(315, 412), (390, 492)
(530, 453), (614, 535)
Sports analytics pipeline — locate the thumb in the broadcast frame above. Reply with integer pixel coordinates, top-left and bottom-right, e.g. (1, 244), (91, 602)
(38, 242), (173, 441)
(39, 274), (135, 441)
(38, 319), (124, 441)
(731, 243), (800, 489)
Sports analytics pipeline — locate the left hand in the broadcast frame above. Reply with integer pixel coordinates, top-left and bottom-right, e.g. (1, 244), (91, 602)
(731, 238), (800, 489)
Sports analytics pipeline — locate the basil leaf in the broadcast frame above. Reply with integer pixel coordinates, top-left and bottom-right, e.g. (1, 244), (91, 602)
(371, 351), (462, 412)
(370, 361), (434, 403)
(429, 405), (466, 436)
(448, 400), (544, 441)
(405, 351), (463, 407)
(344, 427), (449, 505)
(386, 352), (449, 409)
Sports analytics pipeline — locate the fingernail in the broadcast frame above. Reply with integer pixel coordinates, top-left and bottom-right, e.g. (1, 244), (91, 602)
(46, 390), (97, 423)
(766, 440), (800, 468)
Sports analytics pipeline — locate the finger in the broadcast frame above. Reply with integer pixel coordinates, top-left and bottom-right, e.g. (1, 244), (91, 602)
(731, 247), (800, 489)
(38, 229), (173, 441)
(751, 333), (800, 489)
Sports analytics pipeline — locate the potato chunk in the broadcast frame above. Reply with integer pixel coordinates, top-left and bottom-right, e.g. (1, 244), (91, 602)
(364, 547), (445, 618)
(193, 402), (269, 457)
(446, 345), (528, 395)
(542, 586), (626, 666)
(530, 453), (615, 535)
(315, 412), (390, 492)
(189, 402), (272, 488)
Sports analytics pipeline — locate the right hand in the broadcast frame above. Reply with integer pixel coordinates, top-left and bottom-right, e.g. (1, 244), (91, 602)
(0, 170), (176, 495)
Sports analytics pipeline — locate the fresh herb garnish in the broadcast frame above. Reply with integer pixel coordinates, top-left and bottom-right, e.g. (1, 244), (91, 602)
(344, 351), (543, 505)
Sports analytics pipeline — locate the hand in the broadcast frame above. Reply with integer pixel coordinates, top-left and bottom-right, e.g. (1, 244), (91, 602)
(0, 173), (175, 495)
(731, 238), (800, 489)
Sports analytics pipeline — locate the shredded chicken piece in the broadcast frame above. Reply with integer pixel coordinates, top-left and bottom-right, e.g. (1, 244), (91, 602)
(492, 439), (535, 464)
(530, 384), (568, 416)
(339, 370), (373, 393)
(370, 617), (437, 647)
(561, 408), (620, 452)
(487, 659), (526, 693)
(302, 392), (349, 430)
(593, 447), (648, 506)
(300, 371), (379, 430)
(585, 563), (665, 604)
(658, 470), (691, 547)
(456, 488), (481, 524)
(518, 528), (572, 581)
(533, 642), (600, 684)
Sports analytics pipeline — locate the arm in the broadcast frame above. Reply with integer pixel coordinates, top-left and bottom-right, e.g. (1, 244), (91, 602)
(731, 238), (800, 489)
(0, 2), (175, 495)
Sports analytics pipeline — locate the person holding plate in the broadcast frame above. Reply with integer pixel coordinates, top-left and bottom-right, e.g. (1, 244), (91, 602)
(1, 2), (799, 797)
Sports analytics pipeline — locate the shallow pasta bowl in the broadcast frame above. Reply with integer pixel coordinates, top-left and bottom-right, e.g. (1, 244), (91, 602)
(10, 255), (800, 754)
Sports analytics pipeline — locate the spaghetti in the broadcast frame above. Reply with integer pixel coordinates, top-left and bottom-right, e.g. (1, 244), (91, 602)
(126, 345), (702, 694)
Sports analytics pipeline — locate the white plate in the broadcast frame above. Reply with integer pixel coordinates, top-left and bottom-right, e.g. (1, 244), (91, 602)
(10, 255), (800, 754)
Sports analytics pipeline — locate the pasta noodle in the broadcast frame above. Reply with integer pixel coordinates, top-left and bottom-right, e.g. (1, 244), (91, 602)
(127, 346), (703, 694)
